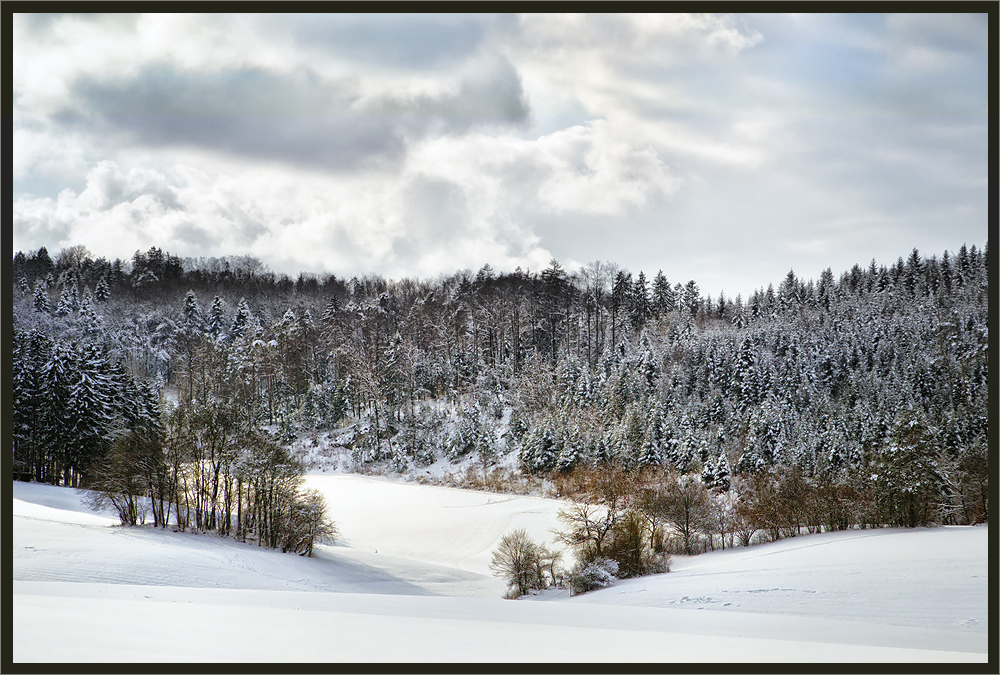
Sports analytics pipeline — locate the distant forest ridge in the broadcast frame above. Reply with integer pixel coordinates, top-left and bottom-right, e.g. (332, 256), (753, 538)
(12, 240), (990, 308)
(11, 241), (990, 554)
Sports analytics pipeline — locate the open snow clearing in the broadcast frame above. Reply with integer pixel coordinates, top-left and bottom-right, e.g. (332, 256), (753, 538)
(11, 476), (989, 664)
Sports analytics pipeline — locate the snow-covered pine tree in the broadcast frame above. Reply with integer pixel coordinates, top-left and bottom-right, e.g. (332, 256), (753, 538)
(701, 455), (716, 487)
(77, 291), (103, 337)
(68, 279), (80, 313)
(523, 419), (560, 473)
(208, 295), (227, 338)
(574, 368), (594, 407)
(55, 286), (74, 317)
(652, 270), (674, 316)
(637, 437), (663, 470)
(593, 433), (613, 467)
(32, 281), (50, 314)
(630, 271), (651, 330)
(12, 330), (50, 480)
(94, 276), (110, 303)
(182, 290), (203, 331)
(518, 424), (540, 471)
(556, 425), (583, 473)
(636, 335), (660, 394)
(556, 358), (581, 408)
(230, 298), (254, 339)
(39, 341), (80, 485)
(67, 344), (117, 479)
(714, 453), (731, 491)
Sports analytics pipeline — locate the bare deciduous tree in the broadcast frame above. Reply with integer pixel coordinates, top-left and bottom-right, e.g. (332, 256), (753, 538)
(641, 472), (711, 555)
(489, 528), (545, 598)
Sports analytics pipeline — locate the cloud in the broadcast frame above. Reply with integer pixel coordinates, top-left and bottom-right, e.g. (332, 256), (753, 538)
(75, 160), (181, 211)
(533, 122), (679, 215)
(173, 221), (219, 249)
(17, 12), (140, 38)
(885, 13), (988, 74)
(12, 118), (92, 195)
(55, 57), (528, 172)
(365, 55), (530, 132)
(15, 13), (529, 175)
(277, 13), (510, 70)
(507, 13), (763, 122)
(13, 161), (194, 260)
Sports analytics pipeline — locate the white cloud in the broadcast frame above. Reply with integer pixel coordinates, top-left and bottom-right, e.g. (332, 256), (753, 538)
(534, 121), (679, 215)
(12, 121), (91, 187)
(506, 13), (762, 120)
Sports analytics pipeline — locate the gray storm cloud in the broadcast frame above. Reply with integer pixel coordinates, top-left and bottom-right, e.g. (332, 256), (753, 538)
(60, 57), (529, 172)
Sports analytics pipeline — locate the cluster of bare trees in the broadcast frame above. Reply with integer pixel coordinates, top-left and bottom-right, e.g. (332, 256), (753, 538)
(84, 320), (339, 555)
(490, 467), (672, 598)
(91, 413), (337, 557)
(488, 529), (563, 598)
(545, 443), (989, 568)
(87, 398), (338, 556)
(491, 442), (989, 598)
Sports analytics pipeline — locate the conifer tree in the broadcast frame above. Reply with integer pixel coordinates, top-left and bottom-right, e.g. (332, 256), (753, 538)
(94, 276), (110, 303)
(638, 436), (663, 469)
(652, 270), (673, 315)
(230, 298), (254, 339)
(716, 453), (731, 491)
(630, 271), (651, 330)
(682, 280), (700, 316)
(77, 291), (103, 336)
(611, 271), (632, 348)
(55, 287), (74, 317)
(33, 281), (51, 314)
(557, 427), (583, 473)
(67, 345), (116, 478)
(208, 295), (227, 338)
(182, 290), (203, 331)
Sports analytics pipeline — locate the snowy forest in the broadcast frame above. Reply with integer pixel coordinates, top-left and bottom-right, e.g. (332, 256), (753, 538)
(10, 241), (989, 564)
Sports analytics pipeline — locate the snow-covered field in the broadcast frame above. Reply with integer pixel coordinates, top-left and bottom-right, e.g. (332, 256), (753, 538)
(12, 476), (989, 664)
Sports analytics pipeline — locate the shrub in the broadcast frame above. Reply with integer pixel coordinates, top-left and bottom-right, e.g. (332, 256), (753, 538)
(554, 471), (671, 581)
(84, 429), (161, 526)
(279, 488), (340, 557)
(569, 557), (619, 595)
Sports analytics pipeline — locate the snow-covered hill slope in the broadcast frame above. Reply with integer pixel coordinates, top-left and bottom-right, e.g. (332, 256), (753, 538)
(11, 478), (989, 664)
(574, 525), (988, 634)
(304, 473), (572, 575)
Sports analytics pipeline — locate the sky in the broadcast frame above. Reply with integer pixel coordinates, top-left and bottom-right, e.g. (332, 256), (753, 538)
(11, 12), (990, 299)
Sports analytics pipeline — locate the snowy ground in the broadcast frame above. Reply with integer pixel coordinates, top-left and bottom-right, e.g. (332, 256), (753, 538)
(11, 476), (989, 664)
